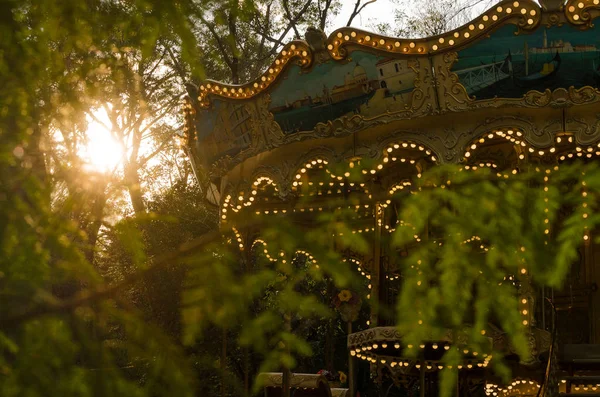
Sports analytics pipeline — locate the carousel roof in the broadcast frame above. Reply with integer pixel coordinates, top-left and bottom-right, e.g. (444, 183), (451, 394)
(185, 0), (600, 183)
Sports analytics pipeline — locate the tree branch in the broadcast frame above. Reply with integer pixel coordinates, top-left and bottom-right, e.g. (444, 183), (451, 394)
(347, 0), (377, 26)
(282, 0), (302, 39)
(196, 14), (233, 70)
(263, 0), (313, 58)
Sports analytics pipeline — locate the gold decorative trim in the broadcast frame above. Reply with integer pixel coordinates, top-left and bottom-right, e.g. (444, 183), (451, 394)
(565, 0), (600, 27)
(328, 0), (540, 60)
(192, 0), (600, 110)
(196, 40), (312, 108)
(195, 0), (542, 108)
(182, 96), (196, 145)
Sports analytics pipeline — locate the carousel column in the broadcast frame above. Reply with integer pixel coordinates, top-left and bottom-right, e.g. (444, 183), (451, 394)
(589, 233), (600, 343)
(242, 240), (251, 395)
(348, 321), (356, 397)
(221, 327), (227, 397)
(371, 202), (384, 327)
(583, 231), (600, 343)
(283, 313), (292, 397)
(518, 268), (538, 364)
(419, 364), (425, 397)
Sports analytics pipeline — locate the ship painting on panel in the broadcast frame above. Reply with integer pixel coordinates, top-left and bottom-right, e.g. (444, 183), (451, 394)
(269, 51), (417, 134)
(452, 23), (600, 99)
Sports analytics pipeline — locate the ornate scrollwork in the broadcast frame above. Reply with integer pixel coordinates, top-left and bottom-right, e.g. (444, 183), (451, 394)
(487, 326), (551, 363)
(523, 87), (600, 108)
(436, 52), (472, 113)
(347, 327), (485, 349)
(570, 115), (600, 145)
(564, 0), (600, 28)
(248, 94), (285, 150)
(545, 11), (564, 27)
(462, 116), (554, 151)
(567, 86), (600, 105)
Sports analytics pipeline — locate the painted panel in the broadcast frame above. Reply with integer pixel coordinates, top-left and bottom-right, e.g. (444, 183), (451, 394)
(452, 24), (600, 99)
(268, 51), (418, 134)
(195, 99), (252, 165)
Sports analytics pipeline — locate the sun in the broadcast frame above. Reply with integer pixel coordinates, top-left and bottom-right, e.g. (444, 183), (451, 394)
(79, 112), (123, 173)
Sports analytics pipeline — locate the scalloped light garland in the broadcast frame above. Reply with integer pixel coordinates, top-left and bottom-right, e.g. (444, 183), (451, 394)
(566, 0), (600, 25)
(196, 41), (312, 108)
(327, 0), (539, 59)
(190, 0), (547, 110)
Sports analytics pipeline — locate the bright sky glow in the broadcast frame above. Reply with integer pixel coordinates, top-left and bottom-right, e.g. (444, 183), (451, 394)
(335, 1), (537, 32)
(336, 0), (397, 30)
(79, 111), (123, 173)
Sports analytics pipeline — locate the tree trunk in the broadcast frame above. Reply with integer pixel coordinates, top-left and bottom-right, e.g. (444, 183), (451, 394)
(84, 182), (108, 264)
(228, 12), (240, 84)
(28, 122), (49, 188)
(125, 163), (145, 214)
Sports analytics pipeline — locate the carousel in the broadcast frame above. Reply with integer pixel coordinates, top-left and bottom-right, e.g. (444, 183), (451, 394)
(184, 0), (600, 395)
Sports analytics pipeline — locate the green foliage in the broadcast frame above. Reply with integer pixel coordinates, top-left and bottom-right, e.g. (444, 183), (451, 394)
(4, 1), (600, 396)
(390, 163), (598, 396)
(0, 0), (202, 395)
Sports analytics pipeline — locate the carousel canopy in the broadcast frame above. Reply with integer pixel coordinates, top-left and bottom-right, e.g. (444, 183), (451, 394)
(185, 0), (600, 192)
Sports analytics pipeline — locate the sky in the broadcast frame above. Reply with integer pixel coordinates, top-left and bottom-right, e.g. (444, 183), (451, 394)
(334, 0), (397, 30)
(333, 0), (541, 32)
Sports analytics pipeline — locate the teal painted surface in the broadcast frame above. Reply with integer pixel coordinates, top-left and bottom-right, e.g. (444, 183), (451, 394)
(452, 24), (600, 99)
(269, 51), (416, 134)
(196, 98), (252, 166)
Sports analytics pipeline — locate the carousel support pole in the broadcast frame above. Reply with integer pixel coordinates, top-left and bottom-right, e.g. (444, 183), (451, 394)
(348, 321), (356, 397)
(242, 237), (250, 395)
(282, 314), (292, 397)
(221, 327), (227, 397)
(282, 369), (291, 397)
(371, 203), (383, 327)
(244, 348), (249, 395)
(456, 370), (460, 397)
(419, 364), (425, 397)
